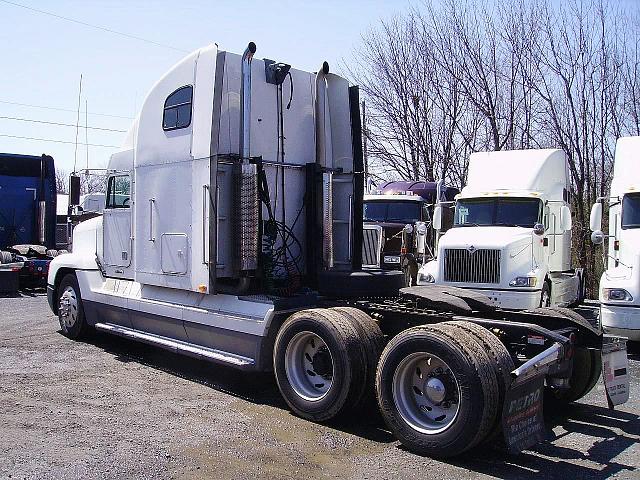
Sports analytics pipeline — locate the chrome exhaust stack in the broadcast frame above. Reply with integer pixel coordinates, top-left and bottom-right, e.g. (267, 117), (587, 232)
(235, 42), (259, 275)
(314, 62), (335, 269)
(240, 41), (256, 161)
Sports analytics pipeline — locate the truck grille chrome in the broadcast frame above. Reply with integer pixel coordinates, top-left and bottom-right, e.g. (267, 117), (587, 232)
(362, 225), (382, 267)
(443, 248), (501, 284)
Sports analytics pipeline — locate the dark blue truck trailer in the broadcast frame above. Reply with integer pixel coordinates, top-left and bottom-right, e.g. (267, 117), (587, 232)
(0, 153), (57, 292)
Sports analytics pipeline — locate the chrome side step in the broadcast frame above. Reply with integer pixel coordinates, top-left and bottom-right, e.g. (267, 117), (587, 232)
(94, 322), (255, 369)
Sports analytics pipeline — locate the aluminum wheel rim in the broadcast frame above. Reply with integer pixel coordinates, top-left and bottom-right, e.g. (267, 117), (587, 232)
(59, 286), (78, 329)
(392, 352), (460, 435)
(284, 331), (334, 401)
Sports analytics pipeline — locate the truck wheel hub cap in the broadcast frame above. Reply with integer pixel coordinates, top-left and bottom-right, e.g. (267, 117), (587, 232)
(392, 353), (461, 434)
(59, 287), (78, 328)
(285, 331), (334, 401)
(424, 377), (447, 404)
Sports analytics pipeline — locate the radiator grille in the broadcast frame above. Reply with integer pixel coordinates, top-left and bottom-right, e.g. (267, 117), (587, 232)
(443, 248), (501, 284)
(55, 223), (69, 249)
(362, 226), (382, 267)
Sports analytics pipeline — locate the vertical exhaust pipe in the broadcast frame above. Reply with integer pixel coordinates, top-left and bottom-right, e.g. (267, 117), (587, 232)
(38, 155), (46, 244)
(314, 62), (335, 268)
(234, 41), (259, 277)
(315, 61), (331, 168)
(240, 41), (256, 160)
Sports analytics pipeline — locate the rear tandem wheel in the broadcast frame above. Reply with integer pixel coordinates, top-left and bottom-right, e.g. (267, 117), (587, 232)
(273, 308), (369, 422)
(526, 307), (602, 403)
(375, 324), (499, 457)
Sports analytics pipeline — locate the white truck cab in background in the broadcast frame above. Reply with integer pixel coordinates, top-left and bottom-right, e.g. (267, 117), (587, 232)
(417, 148), (583, 310)
(591, 136), (640, 341)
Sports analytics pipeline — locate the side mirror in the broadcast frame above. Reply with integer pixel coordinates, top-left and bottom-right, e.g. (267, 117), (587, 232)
(591, 230), (604, 245)
(433, 205), (443, 231)
(415, 221), (427, 255)
(69, 174), (81, 206)
(560, 205), (572, 231)
(590, 202), (602, 232)
(533, 223), (545, 236)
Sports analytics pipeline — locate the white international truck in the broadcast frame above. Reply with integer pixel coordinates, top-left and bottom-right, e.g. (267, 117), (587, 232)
(590, 136), (640, 341)
(47, 43), (627, 458)
(417, 149), (584, 310)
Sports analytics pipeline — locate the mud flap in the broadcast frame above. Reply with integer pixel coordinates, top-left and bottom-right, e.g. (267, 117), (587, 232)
(601, 336), (629, 408)
(502, 374), (545, 453)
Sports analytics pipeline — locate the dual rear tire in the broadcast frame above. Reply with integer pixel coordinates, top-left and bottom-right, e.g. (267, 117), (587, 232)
(274, 310), (511, 457)
(375, 322), (509, 457)
(273, 308), (383, 422)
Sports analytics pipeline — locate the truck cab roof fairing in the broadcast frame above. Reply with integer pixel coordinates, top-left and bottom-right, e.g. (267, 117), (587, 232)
(134, 45), (218, 169)
(610, 136), (640, 197)
(464, 149), (568, 202)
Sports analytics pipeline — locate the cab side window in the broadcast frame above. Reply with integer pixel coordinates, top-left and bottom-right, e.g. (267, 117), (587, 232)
(163, 85), (193, 131)
(106, 175), (131, 209)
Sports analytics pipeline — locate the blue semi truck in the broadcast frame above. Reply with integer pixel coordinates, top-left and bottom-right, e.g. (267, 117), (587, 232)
(0, 153), (58, 291)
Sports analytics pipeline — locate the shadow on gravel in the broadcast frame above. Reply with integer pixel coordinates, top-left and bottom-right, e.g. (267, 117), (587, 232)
(75, 330), (397, 444)
(627, 341), (640, 360)
(0, 288), (46, 298)
(67, 329), (638, 472)
(441, 402), (639, 479)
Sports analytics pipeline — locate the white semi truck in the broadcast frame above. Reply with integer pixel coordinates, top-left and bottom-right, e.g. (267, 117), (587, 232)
(417, 149), (584, 310)
(590, 136), (640, 341)
(47, 43), (626, 458)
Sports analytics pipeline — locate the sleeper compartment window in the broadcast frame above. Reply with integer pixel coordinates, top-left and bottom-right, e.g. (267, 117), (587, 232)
(163, 85), (193, 130)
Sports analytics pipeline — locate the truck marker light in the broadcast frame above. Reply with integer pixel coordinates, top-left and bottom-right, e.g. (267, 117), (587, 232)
(198, 284), (207, 293)
(614, 240), (620, 251)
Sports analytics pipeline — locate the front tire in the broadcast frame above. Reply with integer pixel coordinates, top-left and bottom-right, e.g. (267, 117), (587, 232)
(57, 273), (90, 340)
(540, 281), (551, 307)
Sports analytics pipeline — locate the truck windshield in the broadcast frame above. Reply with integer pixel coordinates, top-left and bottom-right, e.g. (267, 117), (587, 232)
(363, 201), (421, 224)
(622, 193), (640, 229)
(454, 198), (541, 228)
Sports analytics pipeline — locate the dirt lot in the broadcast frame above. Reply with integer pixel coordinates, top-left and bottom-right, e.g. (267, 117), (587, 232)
(1, 293), (638, 480)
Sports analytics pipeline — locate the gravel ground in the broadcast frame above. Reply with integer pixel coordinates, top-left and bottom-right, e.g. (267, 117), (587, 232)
(1, 293), (638, 480)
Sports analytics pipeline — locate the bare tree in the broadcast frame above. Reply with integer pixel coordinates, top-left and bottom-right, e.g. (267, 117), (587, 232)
(530, 0), (630, 292)
(350, 0), (639, 295)
(347, 13), (471, 188)
(79, 171), (108, 195)
(55, 168), (68, 194)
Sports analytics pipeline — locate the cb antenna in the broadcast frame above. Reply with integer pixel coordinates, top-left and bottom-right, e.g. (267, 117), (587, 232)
(72, 73), (83, 173)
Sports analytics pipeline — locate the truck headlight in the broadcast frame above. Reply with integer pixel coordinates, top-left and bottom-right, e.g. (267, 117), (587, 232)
(603, 288), (633, 301)
(417, 272), (435, 284)
(509, 276), (537, 287)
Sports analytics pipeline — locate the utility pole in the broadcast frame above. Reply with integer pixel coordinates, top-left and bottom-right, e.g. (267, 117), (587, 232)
(72, 74), (83, 173)
(362, 100), (368, 187)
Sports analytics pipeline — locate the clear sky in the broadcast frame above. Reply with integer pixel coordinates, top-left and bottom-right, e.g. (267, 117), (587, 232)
(0, 0), (407, 173)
